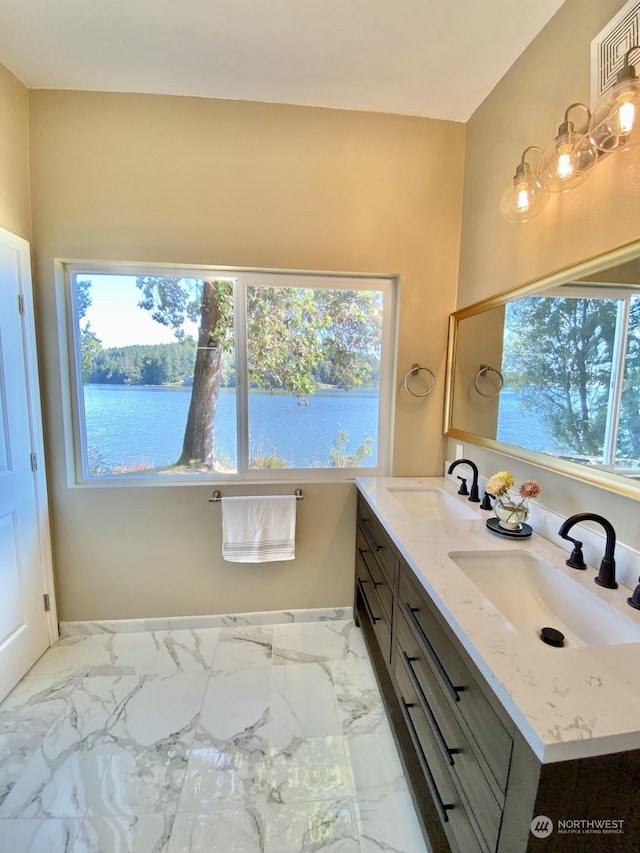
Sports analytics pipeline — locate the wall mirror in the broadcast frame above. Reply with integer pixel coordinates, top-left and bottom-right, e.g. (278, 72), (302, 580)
(445, 239), (640, 499)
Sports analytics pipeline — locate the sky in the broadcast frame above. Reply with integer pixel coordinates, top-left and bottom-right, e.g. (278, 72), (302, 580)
(79, 274), (198, 348)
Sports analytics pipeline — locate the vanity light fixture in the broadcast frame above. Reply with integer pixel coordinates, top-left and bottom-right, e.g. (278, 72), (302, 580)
(499, 146), (547, 223)
(591, 45), (640, 152)
(536, 103), (597, 192)
(500, 46), (640, 222)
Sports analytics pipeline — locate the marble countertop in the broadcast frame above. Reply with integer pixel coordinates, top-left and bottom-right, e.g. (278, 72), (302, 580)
(355, 476), (640, 763)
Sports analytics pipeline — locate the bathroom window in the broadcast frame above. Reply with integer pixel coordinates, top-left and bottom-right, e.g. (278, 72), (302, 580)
(64, 264), (396, 483)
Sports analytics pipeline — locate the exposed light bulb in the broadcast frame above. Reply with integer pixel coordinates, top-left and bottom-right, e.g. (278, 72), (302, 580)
(556, 151), (573, 179)
(536, 104), (596, 192)
(619, 99), (635, 135)
(591, 46), (640, 152)
(500, 148), (546, 223)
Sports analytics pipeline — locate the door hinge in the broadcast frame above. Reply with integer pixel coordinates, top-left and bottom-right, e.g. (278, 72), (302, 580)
(43, 594), (50, 612)
(30, 452), (38, 472)
(18, 294), (25, 315)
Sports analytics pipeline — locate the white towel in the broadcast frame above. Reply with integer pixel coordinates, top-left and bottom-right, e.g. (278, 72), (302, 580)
(221, 495), (297, 562)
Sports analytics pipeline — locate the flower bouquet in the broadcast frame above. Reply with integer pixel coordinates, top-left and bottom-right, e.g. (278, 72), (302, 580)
(485, 471), (541, 530)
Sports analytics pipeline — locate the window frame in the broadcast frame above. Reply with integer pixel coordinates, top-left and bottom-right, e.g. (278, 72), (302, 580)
(61, 261), (398, 486)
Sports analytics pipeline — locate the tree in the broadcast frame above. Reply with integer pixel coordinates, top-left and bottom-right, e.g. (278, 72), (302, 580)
(76, 279), (103, 380)
(246, 286), (380, 394)
(135, 277), (382, 470)
(136, 277), (233, 469)
(503, 296), (618, 456)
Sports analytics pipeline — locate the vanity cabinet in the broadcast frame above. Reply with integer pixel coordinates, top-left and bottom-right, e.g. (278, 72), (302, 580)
(354, 491), (640, 853)
(355, 495), (398, 665)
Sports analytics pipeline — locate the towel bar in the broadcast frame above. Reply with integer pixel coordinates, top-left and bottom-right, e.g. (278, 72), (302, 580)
(209, 488), (304, 503)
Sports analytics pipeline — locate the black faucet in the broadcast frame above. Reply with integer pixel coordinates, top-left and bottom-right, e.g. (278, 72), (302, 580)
(558, 513), (618, 590)
(447, 459), (480, 503)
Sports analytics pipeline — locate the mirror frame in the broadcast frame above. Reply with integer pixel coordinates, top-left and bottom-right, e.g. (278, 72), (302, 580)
(444, 238), (640, 501)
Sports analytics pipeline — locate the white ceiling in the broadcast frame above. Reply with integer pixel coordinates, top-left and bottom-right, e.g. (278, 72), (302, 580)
(0, 0), (566, 122)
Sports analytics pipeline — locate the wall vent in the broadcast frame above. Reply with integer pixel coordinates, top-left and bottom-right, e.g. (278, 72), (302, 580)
(591, 0), (640, 103)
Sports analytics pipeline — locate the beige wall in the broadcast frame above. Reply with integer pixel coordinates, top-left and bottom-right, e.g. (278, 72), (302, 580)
(450, 307), (505, 437)
(454, 0), (640, 548)
(459, 0), (640, 307)
(28, 91), (465, 621)
(0, 64), (31, 240)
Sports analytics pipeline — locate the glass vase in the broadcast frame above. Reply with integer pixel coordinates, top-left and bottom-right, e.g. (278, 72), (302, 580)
(494, 493), (529, 530)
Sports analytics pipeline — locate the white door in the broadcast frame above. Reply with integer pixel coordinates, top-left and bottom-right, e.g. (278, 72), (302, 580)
(0, 227), (54, 701)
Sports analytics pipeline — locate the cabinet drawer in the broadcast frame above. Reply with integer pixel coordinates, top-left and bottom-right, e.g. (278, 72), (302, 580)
(356, 528), (393, 621)
(357, 495), (397, 587)
(394, 650), (486, 853)
(396, 611), (502, 850)
(398, 567), (512, 795)
(356, 550), (392, 663)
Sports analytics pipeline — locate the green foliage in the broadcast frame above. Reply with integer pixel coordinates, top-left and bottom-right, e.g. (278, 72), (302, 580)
(250, 454), (289, 469)
(248, 438), (290, 469)
(136, 277), (202, 341)
(328, 427), (374, 468)
(76, 279), (92, 320)
(83, 281), (381, 395)
(246, 286), (382, 398)
(87, 340), (198, 385)
(76, 279), (104, 381)
(81, 326), (103, 381)
(136, 277), (234, 350)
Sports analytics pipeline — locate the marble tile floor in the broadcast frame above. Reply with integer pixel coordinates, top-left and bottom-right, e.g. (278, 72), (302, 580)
(0, 620), (429, 852)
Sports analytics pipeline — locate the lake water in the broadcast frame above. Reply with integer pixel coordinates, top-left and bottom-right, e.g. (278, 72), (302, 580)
(84, 384), (380, 471)
(497, 388), (557, 453)
(83, 384), (555, 474)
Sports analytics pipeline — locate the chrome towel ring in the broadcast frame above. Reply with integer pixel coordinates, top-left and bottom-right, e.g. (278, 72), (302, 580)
(403, 364), (436, 398)
(474, 364), (504, 398)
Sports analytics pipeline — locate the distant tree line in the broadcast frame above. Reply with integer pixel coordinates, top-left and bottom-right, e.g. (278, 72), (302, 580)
(86, 341), (201, 385)
(85, 340), (380, 390)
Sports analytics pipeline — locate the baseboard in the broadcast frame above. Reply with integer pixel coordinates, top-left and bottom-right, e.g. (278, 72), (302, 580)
(59, 606), (354, 637)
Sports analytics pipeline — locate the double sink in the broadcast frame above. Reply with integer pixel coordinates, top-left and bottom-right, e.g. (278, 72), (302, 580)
(386, 484), (640, 649)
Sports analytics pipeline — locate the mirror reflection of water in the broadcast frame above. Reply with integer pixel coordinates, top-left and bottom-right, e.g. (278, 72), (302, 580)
(83, 384), (379, 472)
(497, 388), (557, 453)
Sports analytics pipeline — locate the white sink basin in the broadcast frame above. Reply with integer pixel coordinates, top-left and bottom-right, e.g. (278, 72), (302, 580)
(448, 550), (640, 648)
(387, 488), (480, 521)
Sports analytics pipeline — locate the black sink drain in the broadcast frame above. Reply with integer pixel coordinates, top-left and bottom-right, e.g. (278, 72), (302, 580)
(540, 627), (565, 647)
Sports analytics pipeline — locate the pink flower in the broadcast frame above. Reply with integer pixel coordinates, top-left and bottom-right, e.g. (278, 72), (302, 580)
(486, 471), (542, 501)
(519, 479), (541, 499)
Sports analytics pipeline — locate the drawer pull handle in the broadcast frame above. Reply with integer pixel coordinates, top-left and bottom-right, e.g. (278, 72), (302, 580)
(358, 548), (384, 588)
(400, 698), (455, 823)
(404, 603), (464, 703)
(362, 520), (384, 551)
(357, 578), (381, 624)
(402, 651), (459, 767)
